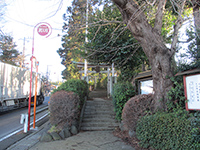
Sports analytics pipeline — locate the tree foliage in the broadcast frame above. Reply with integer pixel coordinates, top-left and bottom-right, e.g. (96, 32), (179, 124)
(59, 0), (195, 110)
(0, 35), (20, 66)
(85, 3), (150, 81)
(57, 0), (89, 80)
(59, 0), (150, 81)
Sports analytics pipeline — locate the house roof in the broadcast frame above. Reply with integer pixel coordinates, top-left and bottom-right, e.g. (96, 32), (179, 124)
(134, 70), (152, 80)
(175, 68), (200, 76)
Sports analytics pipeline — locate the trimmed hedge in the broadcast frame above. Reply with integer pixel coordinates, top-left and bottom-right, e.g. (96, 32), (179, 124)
(136, 110), (200, 150)
(49, 91), (80, 126)
(122, 94), (154, 131)
(52, 79), (89, 105)
(112, 82), (135, 121)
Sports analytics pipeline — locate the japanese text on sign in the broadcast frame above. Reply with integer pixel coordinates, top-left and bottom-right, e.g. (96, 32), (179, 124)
(186, 74), (200, 110)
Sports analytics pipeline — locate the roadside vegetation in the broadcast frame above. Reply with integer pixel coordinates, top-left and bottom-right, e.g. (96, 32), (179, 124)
(49, 79), (89, 132)
(57, 0), (200, 149)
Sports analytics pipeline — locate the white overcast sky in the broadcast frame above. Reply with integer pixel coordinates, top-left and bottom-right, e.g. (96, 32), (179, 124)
(2, 0), (73, 82)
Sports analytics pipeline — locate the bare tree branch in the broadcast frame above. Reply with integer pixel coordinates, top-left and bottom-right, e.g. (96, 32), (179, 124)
(145, 0), (157, 6)
(92, 25), (102, 41)
(191, 0), (200, 39)
(171, 0), (186, 54)
(120, 45), (140, 66)
(154, 0), (167, 35)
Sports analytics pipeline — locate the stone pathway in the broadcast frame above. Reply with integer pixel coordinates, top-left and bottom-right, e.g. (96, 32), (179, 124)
(29, 131), (134, 150)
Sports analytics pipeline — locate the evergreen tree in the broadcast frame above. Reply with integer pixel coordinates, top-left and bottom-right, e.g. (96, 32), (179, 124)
(57, 0), (89, 79)
(0, 35), (20, 66)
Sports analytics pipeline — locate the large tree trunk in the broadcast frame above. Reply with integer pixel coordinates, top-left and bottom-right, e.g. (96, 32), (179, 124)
(112, 0), (175, 110)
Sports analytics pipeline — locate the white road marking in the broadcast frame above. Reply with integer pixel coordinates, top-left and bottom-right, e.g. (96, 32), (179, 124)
(0, 113), (48, 142)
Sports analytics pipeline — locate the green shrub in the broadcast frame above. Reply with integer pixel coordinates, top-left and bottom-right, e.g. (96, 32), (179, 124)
(112, 82), (135, 121)
(49, 91), (80, 127)
(189, 111), (200, 148)
(53, 79), (89, 105)
(167, 76), (186, 111)
(136, 110), (200, 150)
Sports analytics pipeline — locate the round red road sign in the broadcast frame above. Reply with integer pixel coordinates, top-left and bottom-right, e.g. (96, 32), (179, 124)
(37, 24), (49, 36)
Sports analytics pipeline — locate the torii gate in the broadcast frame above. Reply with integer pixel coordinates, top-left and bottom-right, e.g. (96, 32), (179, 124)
(73, 61), (117, 97)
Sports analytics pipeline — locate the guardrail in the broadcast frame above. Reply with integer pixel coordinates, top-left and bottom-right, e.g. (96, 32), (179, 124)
(30, 106), (48, 116)
(20, 106), (48, 133)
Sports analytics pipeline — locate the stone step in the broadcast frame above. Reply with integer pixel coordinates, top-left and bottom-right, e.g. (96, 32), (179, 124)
(87, 100), (112, 102)
(85, 104), (113, 107)
(85, 103), (113, 107)
(85, 108), (113, 112)
(87, 100), (112, 103)
(80, 126), (115, 131)
(82, 118), (117, 123)
(85, 105), (113, 109)
(81, 122), (118, 128)
(85, 107), (113, 112)
(81, 99), (118, 131)
(84, 108), (114, 112)
(87, 99), (112, 102)
(83, 114), (115, 119)
(84, 110), (115, 115)
(86, 101), (113, 106)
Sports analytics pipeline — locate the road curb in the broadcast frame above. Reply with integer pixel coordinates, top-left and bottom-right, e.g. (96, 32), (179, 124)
(0, 116), (49, 150)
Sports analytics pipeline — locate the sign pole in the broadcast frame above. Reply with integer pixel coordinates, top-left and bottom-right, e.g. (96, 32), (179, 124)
(28, 22), (51, 131)
(28, 56), (34, 131)
(33, 60), (39, 129)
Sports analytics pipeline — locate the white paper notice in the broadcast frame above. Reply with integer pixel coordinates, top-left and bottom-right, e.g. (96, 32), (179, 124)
(186, 74), (200, 110)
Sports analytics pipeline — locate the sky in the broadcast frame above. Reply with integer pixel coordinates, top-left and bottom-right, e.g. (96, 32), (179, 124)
(1, 0), (73, 82)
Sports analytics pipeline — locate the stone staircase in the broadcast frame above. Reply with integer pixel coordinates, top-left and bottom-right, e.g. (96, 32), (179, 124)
(81, 98), (119, 131)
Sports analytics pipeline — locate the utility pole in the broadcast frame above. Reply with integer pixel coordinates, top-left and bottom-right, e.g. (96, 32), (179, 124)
(19, 37), (32, 68)
(22, 37), (25, 67)
(84, 0), (89, 83)
(46, 65), (51, 83)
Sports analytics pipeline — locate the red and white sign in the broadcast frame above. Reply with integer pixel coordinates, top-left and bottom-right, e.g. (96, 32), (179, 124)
(37, 24), (49, 36)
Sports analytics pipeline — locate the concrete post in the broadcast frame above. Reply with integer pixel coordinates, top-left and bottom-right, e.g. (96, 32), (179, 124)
(107, 67), (111, 97)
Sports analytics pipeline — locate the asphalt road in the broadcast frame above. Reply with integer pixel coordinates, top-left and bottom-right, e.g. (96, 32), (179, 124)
(0, 97), (49, 141)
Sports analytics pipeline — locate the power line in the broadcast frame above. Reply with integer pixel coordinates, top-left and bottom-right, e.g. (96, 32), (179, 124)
(41, 0), (64, 21)
(4, 14), (63, 31)
(4, 0), (66, 30)
(4, 14), (35, 27)
(0, 29), (5, 35)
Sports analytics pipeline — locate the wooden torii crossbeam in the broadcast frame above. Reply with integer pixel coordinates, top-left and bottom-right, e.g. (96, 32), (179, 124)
(72, 61), (113, 74)
(72, 61), (116, 97)
(73, 61), (111, 68)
